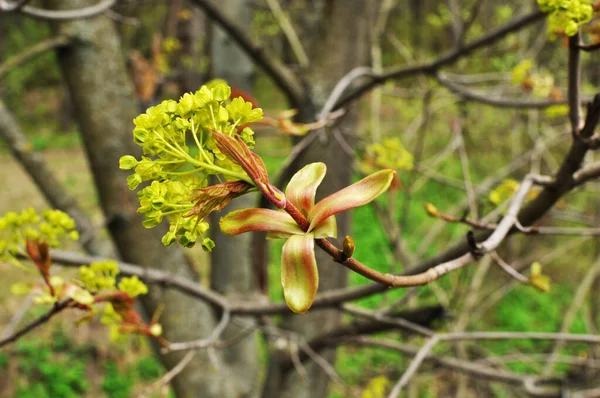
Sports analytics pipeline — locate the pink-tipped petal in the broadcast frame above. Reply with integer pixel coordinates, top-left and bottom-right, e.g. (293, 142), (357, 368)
(281, 234), (319, 314)
(312, 215), (337, 239)
(285, 163), (327, 215)
(220, 208), (303, 236)
(308, 169), (396, 231)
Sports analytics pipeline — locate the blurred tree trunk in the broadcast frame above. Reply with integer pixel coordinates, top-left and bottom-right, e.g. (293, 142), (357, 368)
(178, 1), (212, 93)
(43, 1), (238, 397)
(263, 2), (375, 397)
(208, 0), (260, 396)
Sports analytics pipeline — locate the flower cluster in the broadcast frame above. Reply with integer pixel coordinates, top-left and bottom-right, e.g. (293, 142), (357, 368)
(123, 83), (398, 314)
(361, 138), (414, 173)
(120, 82), (263, 250)
(538, 0), (595, 37)
(4, 208), (161, 342)
(0, 208), (79, 267)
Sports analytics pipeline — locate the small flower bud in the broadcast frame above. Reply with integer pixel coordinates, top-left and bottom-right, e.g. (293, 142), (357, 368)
(342, 235), (355, 258)
(150, 323), (163, 337)
(119, 155), (138, 170)
(424, 203), (439, 218)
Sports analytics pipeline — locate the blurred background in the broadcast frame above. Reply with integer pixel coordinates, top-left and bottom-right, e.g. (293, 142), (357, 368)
(1, 1), (600, 397)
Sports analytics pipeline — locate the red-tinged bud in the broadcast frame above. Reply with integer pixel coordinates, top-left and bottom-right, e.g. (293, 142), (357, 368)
(95, 291), (136, 309)
(212, 130), (286, 208)
(187, 180), (253, 220)
(25, 238), (54, 296)
(231, 87), (260, 109)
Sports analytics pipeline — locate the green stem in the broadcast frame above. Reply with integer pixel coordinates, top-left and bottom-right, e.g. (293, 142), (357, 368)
(191, 119), (212, 164)
(162, 168), (204, 176)
(184, 155), (253, 184)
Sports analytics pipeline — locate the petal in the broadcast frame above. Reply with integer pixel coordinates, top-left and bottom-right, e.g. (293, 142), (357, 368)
(285, 163), (327, 215)
(308, 169), (396, 231)
(220, 208), (303, 236)
(281, 234), (319, 314)
(268, 215), (336, 239)
(312, 215), (337, 239)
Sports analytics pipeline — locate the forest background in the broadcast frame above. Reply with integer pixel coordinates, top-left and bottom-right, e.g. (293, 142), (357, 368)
(1, 1), (600, 397)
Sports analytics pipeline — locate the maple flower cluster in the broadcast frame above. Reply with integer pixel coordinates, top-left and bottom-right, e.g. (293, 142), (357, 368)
(3, 209), (162, 343)
(538, 0), (595, 37)
(121, 82), (396, 313)
(119, 82), (262, 251)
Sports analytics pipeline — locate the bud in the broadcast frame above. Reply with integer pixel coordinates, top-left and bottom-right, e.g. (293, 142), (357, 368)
(150, 323), (163, 337)
(119, 155), (138, 170)
(424, 203), (439, 218)
(342, 236), (355, 259)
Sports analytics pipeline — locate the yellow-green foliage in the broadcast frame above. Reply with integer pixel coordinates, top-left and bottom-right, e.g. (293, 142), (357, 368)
(538, 0), (594, 37)
(0, 208), (78, 267)
(120, 83), (263, 250)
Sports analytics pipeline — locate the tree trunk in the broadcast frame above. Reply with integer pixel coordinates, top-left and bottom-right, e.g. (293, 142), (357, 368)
(264, 2), (375, 397)
(209, 0), (260, 396)
(44, 1), (235, 397)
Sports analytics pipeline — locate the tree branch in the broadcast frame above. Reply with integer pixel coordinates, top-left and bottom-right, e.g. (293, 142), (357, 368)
(390, 330), (600, 396)
(48, 249), (231, 310)
(568, 32), (583, 134)
(189, 0), (305, 108)
(335, 10), (546, 109)
(264, 0), (308, 67)
(435, 72), (573, 109)
(0, 35), (70, 79)
(0, 300), (72, 349)
(0, 0), (30, 11)
(0, 100), (111, 256)
(4, 0), (116, 20)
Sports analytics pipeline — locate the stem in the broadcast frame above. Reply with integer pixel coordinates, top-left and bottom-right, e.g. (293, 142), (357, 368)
(162, 168), (205, 176)
(184, 155), (253, 184)
(191, 119), (212, 164)
(0, 299), (72, 348)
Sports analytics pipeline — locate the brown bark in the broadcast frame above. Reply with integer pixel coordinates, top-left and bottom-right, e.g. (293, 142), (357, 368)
(263, 2), (376, 397)
(208, 0), (260, 396)
(43, 1), (234, 397)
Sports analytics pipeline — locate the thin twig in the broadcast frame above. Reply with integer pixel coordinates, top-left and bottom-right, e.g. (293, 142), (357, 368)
(388, 335), (440, 396)
(335, 10), (546, 109)
(0, 299), (72, 349)
(455, 116), (478, 219)
(0, 0), (30, 11)
(568, 32), (583, 135)
(0, 100), (110, 256)
(164, 309), (231, 352)
(298, 340), (345, 387)
(490, 251), (529, 284)
(264, 0), (308, 67)
(10, 0), (116, 20)
(189, 0), (304, 107)
(137, 350), (197, 398)
(0, 36), (70, 79)
(389, 330), (600, 395)
(341, 304), (433, 337)
(0, 294), (34, 340)
(435, 72), (574, 109)
(543, 255), (600, 375)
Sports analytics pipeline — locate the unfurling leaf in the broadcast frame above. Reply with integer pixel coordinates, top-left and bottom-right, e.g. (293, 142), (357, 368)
(308, 169), (395, 232)
(188, 180), (252, 220)
(529, 262), (550, 292)
(211, 130), (268, 185)
(281, 234), (319, 314)
(220, 208), (303, 236)
(285, 162), (326, 216)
